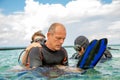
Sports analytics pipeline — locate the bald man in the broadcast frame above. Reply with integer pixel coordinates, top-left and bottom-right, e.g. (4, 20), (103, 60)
(28, 23), (68, 68)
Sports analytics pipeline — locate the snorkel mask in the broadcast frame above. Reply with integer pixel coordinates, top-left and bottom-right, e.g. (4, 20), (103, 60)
(31, 38), (45, 43)
(74, 45), (82, 51)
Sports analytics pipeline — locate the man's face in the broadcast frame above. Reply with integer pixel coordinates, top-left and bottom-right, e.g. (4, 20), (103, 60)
(47, 28), (66, 51)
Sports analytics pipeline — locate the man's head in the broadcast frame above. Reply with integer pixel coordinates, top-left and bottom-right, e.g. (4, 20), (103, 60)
(74, 36), (89, 52)
(31, 30), (45, 43)
(46, 22), (66, 51)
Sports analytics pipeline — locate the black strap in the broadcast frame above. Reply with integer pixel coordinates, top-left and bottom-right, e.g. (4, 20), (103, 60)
(18, 49), (26, 65)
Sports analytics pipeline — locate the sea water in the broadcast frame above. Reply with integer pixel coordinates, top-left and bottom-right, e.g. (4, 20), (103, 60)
(0, 45), (120, 80)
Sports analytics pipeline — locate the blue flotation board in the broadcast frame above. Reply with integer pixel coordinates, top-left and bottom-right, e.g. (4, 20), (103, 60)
(77, 38), (108, 69)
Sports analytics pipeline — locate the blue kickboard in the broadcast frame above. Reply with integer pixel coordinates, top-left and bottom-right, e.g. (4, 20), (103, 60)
(77, 38), (107, 69)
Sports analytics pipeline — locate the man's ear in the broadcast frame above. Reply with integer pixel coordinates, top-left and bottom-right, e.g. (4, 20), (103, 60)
(47, 32), (50, 38)
(79, 47), (85, 55)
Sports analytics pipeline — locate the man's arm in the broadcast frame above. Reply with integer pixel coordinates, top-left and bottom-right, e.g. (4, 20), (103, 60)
(21, 50), (29, 65)
(62, 48), (69, 66)
(21, 42), (42, 66)
(104, 49), (112, 58)
(29, 47), (43, 68)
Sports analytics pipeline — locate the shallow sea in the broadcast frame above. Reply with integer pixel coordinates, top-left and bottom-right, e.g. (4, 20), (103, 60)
(0, 45), (120, 80)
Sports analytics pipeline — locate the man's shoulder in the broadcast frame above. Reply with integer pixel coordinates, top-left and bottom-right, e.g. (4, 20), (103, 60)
(61, 47), (66, 49)
(58, 47), (68, 56)
(61, 47), (67, 52)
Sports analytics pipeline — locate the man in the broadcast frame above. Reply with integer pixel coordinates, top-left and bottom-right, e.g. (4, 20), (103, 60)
(71, 36), (112, 60)
(28, 23), (68, 68)
(71, 36), (89, 59)
(21, 30), (46, 68)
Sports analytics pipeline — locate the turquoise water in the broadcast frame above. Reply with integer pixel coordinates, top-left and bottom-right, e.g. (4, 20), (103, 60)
(0, 45), (120, 80)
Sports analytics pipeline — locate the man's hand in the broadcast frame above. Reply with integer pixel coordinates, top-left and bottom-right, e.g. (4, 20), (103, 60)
(26, 42), (42, 51)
